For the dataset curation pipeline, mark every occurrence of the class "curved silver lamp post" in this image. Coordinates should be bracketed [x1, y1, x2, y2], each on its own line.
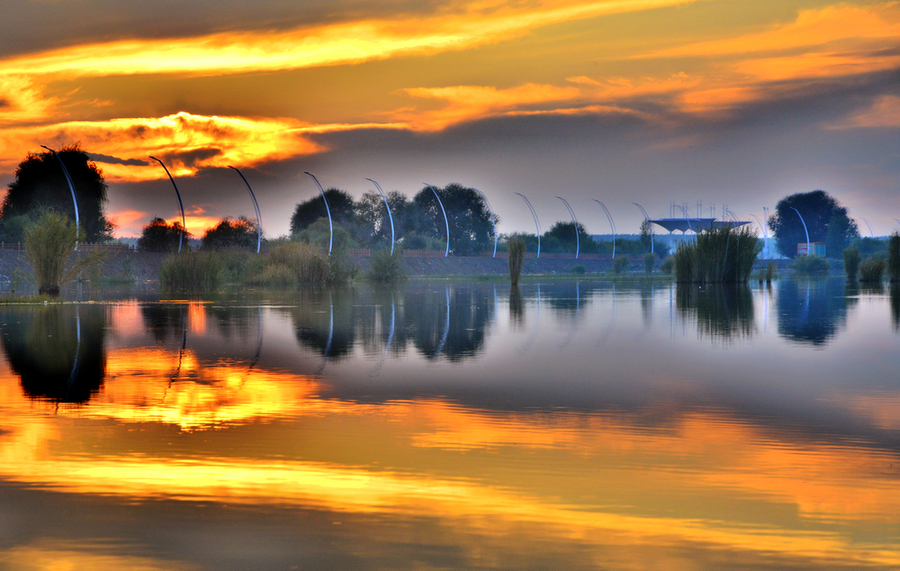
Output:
[675, 204, 694, 236]
[473, 187, 498, 258]
[425, 183, 450, 257]
[149, 156, 187, 253]
[556, 196, 579, 259]
[515, 192, 541, 259]
[366, 178, 395, 255]
[860, 217, 875, 238]
[41, 145, 80, 250]
[228, 166, 263, 254]
[632, 202, 653, 254]
[303, 172, 333, 256]
[791, 207, 811, 254]
[594, 200, 616, 258]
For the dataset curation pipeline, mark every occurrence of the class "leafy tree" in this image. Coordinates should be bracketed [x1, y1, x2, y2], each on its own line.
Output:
[768, 190, 858, 258]
[290, 188, 356, 236]
[137, 217, 191, 253]
[411, 183, 495, 255]
[355, 190, 419, 248]
[201, 217, 259, 250]
[2, 144, 114, 243]
[542, 221, 599, 254]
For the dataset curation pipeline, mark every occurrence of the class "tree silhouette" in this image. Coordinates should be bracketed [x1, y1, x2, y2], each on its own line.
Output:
[1, 144, 114, 242]
[201, 216, 258, 250]
[290, 188, 356, 236]
[137, 217, 191, 252]
[412, 183, 495, 255]
[768, 190, 858, 258]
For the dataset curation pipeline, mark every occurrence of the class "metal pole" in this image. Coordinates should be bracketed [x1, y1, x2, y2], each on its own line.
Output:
[860, 218, 874, 238]
[594, 200, 616, 258]
[366, 178, 395, 255]
[556, 196, 579, 259]
[41, 146, 80, 250]
[425, 183, 450, 257]
[304, 172, 333, 255]
[791, 207, 811, 255]
[751, 213, 768, 258]
[473, 187, 497, 258]
[149, 156, 187, 253]
[632, 202, 653, 254]
[515, 192, 541, 259]
[228, 166, 263, 253]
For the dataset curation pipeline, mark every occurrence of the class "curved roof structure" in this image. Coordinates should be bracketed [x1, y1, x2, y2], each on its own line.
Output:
[650, 218, 750, 233]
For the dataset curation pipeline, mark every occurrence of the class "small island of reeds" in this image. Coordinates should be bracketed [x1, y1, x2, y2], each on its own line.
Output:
[674, 227, 760, 283]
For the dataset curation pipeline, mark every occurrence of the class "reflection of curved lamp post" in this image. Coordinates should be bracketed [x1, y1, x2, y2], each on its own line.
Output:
[791, 207, 811, 255]
[41, 146, 80, 250]
[425, 183, 450, 257]
[304, 172, 333, 255]
[228, 166, 263, 253]
[473, 188, 498, 258]
[632, 202, 653, 254]
[149, 156, 187, 253]
[365, 178, 395, 255]
[556, 196, 579, 259]
[594, 200, 616, 258]
[434, 286, 451, 358]
[515, 192, 541, 259]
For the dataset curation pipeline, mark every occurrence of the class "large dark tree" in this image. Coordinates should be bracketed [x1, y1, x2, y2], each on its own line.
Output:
[541, 221, 600, 254]
[201, 216, 259, 250]
[290, 188, 356, 236]
[1, 144, 114, 243]
[137, 217, 191, 253]
[412, 183, 495, 255]
[768, 190, 858, 258]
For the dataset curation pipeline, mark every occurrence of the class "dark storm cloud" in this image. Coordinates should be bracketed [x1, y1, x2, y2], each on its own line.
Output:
[0, 0, 448, 57]
[87, 152, 148, 166]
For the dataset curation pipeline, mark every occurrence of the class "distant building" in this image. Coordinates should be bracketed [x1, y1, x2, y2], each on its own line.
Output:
[797, 242, 826, 257]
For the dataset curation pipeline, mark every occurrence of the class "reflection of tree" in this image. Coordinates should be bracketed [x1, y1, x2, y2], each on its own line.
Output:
[141, 304, 184, 343]
[509, 285, 524, 326]
[891, 284, 900, 332]
[291, 289, 356, 360]
[407, 287, 493, 361]
[1, 305, 107, 402]
[777, 279, 857, 345]
[677, 284, 754, 341]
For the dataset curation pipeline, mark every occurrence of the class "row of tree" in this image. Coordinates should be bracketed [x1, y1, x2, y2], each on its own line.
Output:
[0, 145, 866, 259]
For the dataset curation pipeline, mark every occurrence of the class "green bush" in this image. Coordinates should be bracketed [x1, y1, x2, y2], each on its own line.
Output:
[643, 252, 656, 274]
[842, 247, 860, 281]
[159, 251, 224, 291]
[673, 227, 760, 283]
[659, 256, 675, 275]
[612, 256, 630, 274]
[889, 233, 900, 282]
[859, 256, 885, 283]
[368, 248, 406, 283]
[508, 236, 526, 285]
[765, 261, 776, 283]
[570, 264, 586, 275]
[23, 211, 104, 295]
[791, 255, 829, 276]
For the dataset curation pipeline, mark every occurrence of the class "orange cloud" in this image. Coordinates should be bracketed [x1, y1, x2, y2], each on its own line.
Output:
[830, 95, 900, 129]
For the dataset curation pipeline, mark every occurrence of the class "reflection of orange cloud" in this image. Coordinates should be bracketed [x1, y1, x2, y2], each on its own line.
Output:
[0, 541, 195, 571]
[0, 112, 324, 181]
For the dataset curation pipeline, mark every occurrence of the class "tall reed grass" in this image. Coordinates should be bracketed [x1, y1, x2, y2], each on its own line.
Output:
[889, 232, 900, 282]
[159, 251, 224, 291]
[843, 247, 860, 281]
[508, 237, 526, 285]
[368, 248, 406, 283]
[23, 212, 104, 295]
[673, 227, 760, 283]
[858, 256, 885, 283]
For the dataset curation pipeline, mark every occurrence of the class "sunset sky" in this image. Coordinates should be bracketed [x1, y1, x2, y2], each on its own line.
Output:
[1, 0, 898, 238]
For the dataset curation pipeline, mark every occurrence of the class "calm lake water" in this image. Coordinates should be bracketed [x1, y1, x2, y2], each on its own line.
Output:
[1, 278, 898, 570]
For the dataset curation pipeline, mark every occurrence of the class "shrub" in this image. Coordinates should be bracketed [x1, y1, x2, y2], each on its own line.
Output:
[673, 227, 760, 283]
[159, 251, 224, 291]
[612, 256, 630, 274]
[842, 247, 860, 281]
[570, 264, 586, 275]
[859, 256, 885, 283]
[659, 256, 675, 275]
[23, 211, 104, 295]
[765, 261, 776, 283]
[791, 255, 829, 275]
[889, 233, 900, 282]
[369, 248, 406, 283]
[643, 252, 656, 274]
[508, 236, 526, 285]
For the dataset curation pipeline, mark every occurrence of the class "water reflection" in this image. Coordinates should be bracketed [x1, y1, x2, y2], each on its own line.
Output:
[777, 279, 858, 346]
[509, 285, 524, 326]
[0, 305, 107, 402]
[892, 284, 900, 331]
[676, 284, 754, 341]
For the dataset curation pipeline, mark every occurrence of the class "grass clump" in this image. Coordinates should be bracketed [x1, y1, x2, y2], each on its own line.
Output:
[368, 248, 406, 283]
[791, 255, 829, 276]
[858, 256, 885, 283]
[643, 252, 656, 274]
[23, 211, 104, 296]
[570, 264, 586, 275]
[612, 256, 630, 274]
[842, 247, 860, 281]
[659, 256, 675, 275]
[508, 236, 526, 285]
[889, 233, 900, 282]
[159, 251, 224, 291]
[673, 227, 760, 283]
